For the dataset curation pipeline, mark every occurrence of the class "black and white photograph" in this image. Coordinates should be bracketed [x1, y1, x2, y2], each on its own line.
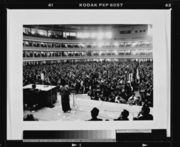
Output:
[23, 24, 154, 121]
[7, 10, 170, 140]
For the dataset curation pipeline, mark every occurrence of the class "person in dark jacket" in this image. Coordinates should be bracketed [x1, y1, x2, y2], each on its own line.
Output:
[60, 79, 71, 113]
[88, 107, 102, 121]
[114, 109, 129, 121]
[134, 105, 153, 120]
[29, 84, 40, 110]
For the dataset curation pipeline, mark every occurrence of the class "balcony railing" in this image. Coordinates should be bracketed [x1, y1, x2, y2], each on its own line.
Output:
[23, 46, 152, 51]
[23, 35, 153, 44]
[23, 55, 153, 62]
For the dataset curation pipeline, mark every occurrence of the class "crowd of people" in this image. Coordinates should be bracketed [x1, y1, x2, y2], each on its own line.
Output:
[23, 31, 77, 40]
[24, 105, 153, 121]
[87, 105, 153, 121]
[23, 40, 149, 49]
[23, 51, 86, 58]
[23, 40, 129, 48]
[23, 60, 153, 107]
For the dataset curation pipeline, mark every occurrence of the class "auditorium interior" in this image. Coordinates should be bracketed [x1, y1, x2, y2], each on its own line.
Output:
[23, 24, 153, 121]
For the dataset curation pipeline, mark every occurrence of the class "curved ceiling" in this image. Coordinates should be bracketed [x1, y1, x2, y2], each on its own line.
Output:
[24, 24, 148, 32]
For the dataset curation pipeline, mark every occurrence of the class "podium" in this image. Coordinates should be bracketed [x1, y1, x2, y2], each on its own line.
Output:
[23, 84, 57, 107]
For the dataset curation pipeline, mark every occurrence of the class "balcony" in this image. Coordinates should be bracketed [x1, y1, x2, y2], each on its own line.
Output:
[23, 46, 152, 52]
[23, 35, 153, 44]
[23, 55, 153, 62]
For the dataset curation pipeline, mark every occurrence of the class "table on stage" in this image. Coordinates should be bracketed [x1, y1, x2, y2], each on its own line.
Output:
[23, 84, 57, 107]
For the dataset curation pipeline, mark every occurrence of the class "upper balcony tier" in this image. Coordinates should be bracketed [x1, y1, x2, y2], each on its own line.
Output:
[23, 35, 152, 44]
[23, 46, 152, 52]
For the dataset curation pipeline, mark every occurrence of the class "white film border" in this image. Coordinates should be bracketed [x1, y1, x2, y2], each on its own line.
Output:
[7, 9, 171, 140]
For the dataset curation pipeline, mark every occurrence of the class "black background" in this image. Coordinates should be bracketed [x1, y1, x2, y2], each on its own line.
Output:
[0, 0, 178, 147]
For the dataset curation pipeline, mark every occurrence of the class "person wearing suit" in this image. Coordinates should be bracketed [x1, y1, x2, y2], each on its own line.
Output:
[29, 84, 40, 110]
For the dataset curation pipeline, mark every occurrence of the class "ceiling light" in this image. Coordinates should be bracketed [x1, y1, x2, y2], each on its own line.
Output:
[105, 32, 112, 39]
[114, 42, 119, 47]
[97, 32, 104, 40]
[98, 42, 103, 48]
[90, 33, 97, 38]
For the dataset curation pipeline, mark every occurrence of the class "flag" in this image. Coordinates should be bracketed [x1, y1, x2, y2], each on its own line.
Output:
[41, 73, 44, 80]
[129, 73, 133, 82]
[136, 68, 140, 80]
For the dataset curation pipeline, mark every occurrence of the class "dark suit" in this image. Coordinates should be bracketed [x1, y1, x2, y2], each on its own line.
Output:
[88, 118, 103, 121]
[29, 88, 40, 107]
[60, 85, 71, 112]
[114, 117, 129, 121]
[137, 114, 153, 120]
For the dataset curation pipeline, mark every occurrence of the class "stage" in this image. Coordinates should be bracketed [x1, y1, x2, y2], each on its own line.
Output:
[24, 93, 153, 121]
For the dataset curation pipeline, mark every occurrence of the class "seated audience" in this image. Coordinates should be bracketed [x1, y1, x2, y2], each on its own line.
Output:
[127, 92, 139, 105]
[133, 105, 153, 120]
[23, 60, 153, 107]
[114, 109, 129, 121]
[87, 107, 103, 121]
[115, 94, 121, 103]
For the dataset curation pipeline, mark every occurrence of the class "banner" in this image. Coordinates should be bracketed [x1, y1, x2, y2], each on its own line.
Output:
[136, 68, 140, 80]
[41, 73, 44, 80]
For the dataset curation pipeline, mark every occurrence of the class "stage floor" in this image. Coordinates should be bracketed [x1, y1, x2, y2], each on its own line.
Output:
[24, 93, 153, 121]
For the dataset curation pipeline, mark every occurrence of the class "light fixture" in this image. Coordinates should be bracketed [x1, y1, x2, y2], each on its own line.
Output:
[70, 32, 76, 37]
[114, 42, 119, 47]
[98, 42, 103, 48]
[77, 33, 83, 38]
[106, 42, 110, 46]
[97, 32, 104, 40]
[84, 32, 90, 38]
[93, 43, 97, 46]
[90, 32, 97, 38]
[38, 30, 44, 35]
[105, 32, 112, 39]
